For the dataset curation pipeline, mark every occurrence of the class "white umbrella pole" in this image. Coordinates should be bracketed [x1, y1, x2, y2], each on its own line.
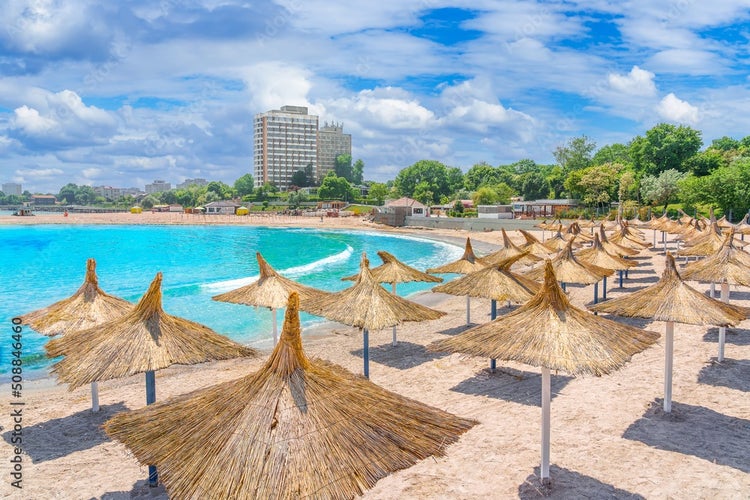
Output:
[653, 229, 656, 247]
[662, 231, 667, 254]
[710, 282, 716, 298]
[541, 367, 551, 484]
[392, 283, 398, 346]
[664, 321, 674, 413]
[466, 295, 471, 325]
[90, 382, 100, 412]
[719, 283, 729, 362]
[272, 308, 278, 345]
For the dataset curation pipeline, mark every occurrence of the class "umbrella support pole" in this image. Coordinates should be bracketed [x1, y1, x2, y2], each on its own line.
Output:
[619, 270, 623, 288]
[272, 308, 278, 345]
[541, 367, 551, 485]
[602, 276, 607, 300]
[490, 300, 497, 372]
[710, 282, 716, 298]
[363, 328, 370, 379]
[664, 322, 674, 413]
[145, 370, 158, 487]
[719, 283, 729, 362]
[593, 282, 599, 304]
[392, 283, 398, 346]
[662, 231, 667, 254]
[466, 295, 471, 325]
[90, 382, 100, 413]
[561, 282, 566, 293]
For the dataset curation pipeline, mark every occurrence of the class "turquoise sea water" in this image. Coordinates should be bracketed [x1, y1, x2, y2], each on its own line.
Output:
[0, 224, 463, 379]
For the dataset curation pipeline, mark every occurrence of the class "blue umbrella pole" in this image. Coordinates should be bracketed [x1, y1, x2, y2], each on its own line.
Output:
[561, 282, 567, 292]
[593, 282, 599, 304]
[145, 370, 158, 487]
[490, 299, 497, 372]
[603, 276, 607, 300]
[363, 328, 370, 379]
[619, 270, 623, 288]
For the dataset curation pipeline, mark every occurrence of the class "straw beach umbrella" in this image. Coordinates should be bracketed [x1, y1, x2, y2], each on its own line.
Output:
[681, 230, 750, 361]
[518, 229, 557, 259]
[482, 228, 542, 268]
[105, 292, 476, 499]
[589, 253, 746, 412]
[342, 250, 443, 345]
[427, 237, 489, 325]
[212, 252, 330, 345]
[576, 233, 637, 301]
[307, 253, 445, 378]
[20, 258, 134, 412]
[430, 261, 659, 485]
[47, 272, 257, 486]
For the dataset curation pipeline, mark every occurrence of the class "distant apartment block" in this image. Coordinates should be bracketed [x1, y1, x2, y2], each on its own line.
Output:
[94, 186, 143, 200]
[317, 122, 352, 181]
[2, 183, 22, 196]
[177, 178, 208, 189]
[145, 180, 172, 194]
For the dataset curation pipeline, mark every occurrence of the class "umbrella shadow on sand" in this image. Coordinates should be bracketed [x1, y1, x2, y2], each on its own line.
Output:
[450, 369, 573, 407]
[350, 341, 448, 370]
[2, 402, 128, 463]
[623, 399, 750, 473]
[697, 358, 750, 392]
[703, 327, 750, 346]
[437, 324, 476, 336]
[518, 465, 645, 499]
[99, 480, 167, 499]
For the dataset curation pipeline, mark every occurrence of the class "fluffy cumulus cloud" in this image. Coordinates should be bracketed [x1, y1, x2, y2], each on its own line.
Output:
[240, 62, 313, 112]
[608, 66, 657, 97]
[656, 93, 699, 124]
[9, 89, 117, 149]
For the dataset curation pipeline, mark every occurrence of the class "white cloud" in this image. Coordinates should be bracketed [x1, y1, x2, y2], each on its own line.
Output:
[608, 66, 657, 97]
[647, 49, 724, 75]
[240, 62, 313, 111]
[657, 93, 699, 124]
[15, 167, 64, 178]
[325, 87, 436, 131]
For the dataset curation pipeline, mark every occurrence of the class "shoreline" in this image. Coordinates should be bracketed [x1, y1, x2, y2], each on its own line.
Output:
[1, 213, 748, 498]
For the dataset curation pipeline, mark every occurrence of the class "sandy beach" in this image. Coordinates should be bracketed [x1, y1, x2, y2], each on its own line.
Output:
[1, 213, 748, 499]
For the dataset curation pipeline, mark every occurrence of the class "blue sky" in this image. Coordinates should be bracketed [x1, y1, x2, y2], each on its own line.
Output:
[1, 0, 750, 193]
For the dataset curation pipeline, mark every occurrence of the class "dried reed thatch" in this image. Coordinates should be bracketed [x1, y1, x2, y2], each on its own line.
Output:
[543, 226, 579, 253]
[607, 222, 651, 250]
[342, 250, 443, 284]
[426, 237, 489, 275]
[307, 254, 446, 332]
[589, 253, 746, 326]
[430, 260, 659, 375]
[432, 253, 540, 303]
[524, 239, 613, 285]
[576, 233, 638, 272]
[646, 213, 671, 231]
[212, 252, 330, 309]
[716, 215, 734, 228]
[677, 223, 733, 257]
[46, 272, 257, 389]
[566, 221, 594, 242]
[20, 258, 133, 336]
[734, 214, 750, 235]
[518, 229, 556, 259]
[674, 218, 706, 242]
[681, 230, 750, 287]
[482, 229, 542, 267]
[599, 225, 640, 257]
[105, 292, 477, 500]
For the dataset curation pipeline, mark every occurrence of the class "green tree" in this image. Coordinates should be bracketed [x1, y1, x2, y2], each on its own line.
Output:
[464, 162, 499, 190]
[512, 158, 538, 174]
[412, 181, 434, 205]
[577, 163, 620, 210]
[493, 182, 515, 204]
[684, 149, 727, 176]
[334, 154, 353, 181]
[161, 190, 178, 204]
[352, 159, 364, 185]
[702, 158, 750, 219]
[640, 169, 687, 211]
[287, 190, 307, 209]
[592, 143, 632, 166]
[711, 136, 740, 151]
[617, 169, 637, 203]
[629, 123, 702, 176]
[234, 174, 255, 196]
[451, 199, 464, 216]
[206, 181, 234, 200]
[290, 170, 308, 188]
[520, 172, 549, 201]
[304, 163, 315, 186]
[367, 182, 388, 205]
[318, 173, 356, 201]
[553, 135, 596, 173]
[394, 160, 452, 204]
[545, 166, 565, 199]
[446, 167, 465, 194]
[76, 185, 97, 205]
[58, 183, 78, 204]
[472, 186, 499, 206]
[141, 195, 158, 209]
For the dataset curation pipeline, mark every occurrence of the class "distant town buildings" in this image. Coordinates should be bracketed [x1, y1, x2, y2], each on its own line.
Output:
[253, 105, 352, 190]
[31, 194, 56, 205]
[145, 180, 172, 194]
[2, 183, 22, 196]
[177, 178, 208, 189]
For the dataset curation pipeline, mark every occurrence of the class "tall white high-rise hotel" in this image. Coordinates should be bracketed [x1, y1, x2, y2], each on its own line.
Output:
[253, 105, 351, 190]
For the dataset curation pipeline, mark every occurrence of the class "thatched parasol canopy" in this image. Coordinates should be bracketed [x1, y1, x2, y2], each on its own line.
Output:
[426, 237, 489, 275]
[105, 292, 477, 500]
[483, 229, 542, 267]
[734, 214, 750, 235]
[576, 233, 638, 272]
[524, 239, 613, 286]
[212, 252, 330, 309]
[589, 253, 746, 325]
[566, 222, 594, 242]
[430, 261, 659, 484]
[599, 225, 640, 257]
[342, 250, 443, 284]
[46, 272, 257, 389]
[20, 258, 133, 336]
[518, 229, 556, 259]
[607, 222, 651, 250]
[543, 226, 579, 253]
[681, 231, 750, 287]
[432, 253, 540, 304]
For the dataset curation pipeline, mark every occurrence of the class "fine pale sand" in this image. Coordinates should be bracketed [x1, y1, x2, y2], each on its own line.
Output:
[1, 213, 748, 498]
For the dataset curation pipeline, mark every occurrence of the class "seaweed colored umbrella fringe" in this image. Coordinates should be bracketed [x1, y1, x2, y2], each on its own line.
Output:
[430, 261, 659, 485]
[105, 292, 476, 500]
